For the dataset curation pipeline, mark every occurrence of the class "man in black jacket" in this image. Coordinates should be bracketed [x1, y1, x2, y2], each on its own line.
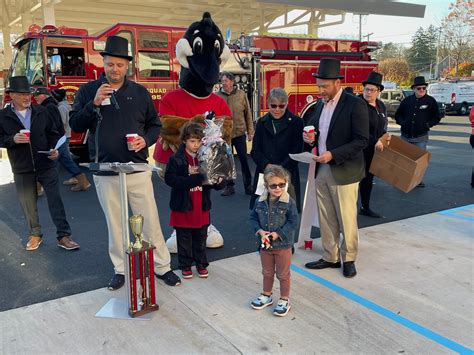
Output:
[303, 58, 369, 278]
[70, 36, 180, 290]
[34, 87, 91, 192]
[395, 76, 441, 187]
[0, 76, 79, 251]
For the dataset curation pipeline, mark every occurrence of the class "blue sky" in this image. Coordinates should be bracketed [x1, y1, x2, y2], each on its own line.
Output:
[317, 0, 452, 45]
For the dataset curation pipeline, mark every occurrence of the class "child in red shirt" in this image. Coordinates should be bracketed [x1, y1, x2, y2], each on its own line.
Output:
[165, 122, 222, 279]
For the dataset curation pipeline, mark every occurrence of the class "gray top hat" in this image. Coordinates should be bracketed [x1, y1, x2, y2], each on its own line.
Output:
[100, 36, 132, 61]
[6, 76, 32, 93]
[362, 71, 384, 91]
[312, 58, 344, 79]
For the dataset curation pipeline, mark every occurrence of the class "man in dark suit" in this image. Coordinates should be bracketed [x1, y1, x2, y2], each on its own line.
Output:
[303, 58, 369, 278]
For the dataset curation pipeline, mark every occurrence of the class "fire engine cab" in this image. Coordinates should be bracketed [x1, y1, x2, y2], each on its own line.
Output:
[3, 23, 379, 160]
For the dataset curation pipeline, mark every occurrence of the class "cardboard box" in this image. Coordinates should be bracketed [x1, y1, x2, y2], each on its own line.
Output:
[369, 134, 431, 193]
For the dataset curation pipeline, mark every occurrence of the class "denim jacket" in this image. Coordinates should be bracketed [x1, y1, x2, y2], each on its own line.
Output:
[249, 190, 299, 250]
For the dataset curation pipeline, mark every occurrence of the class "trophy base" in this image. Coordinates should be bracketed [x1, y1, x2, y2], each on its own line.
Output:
[129, 303, 159, 318]
[95, 298, 154, 320]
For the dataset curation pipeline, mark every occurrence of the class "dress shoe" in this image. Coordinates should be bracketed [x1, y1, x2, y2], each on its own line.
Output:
[221, 185, 235, 196]
[108, 274, 125, 290]
[416, 181, 425, 188]
[343, 261, 357, 278]
[57, 235, 80, 250]
[26, 236, 42, 251]
[305, 258, 341, 269]
[359, 207, 384, 218]
[63, 177, 79, 185]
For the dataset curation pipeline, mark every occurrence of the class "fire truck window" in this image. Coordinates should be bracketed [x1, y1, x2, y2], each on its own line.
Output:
[28, 39, 45, 85]
[138, 32, 168, 49]
[116, 31, 134, 77]
[47, 47, 85, 76]
[380, 92, 389, 100]
[138, 52, 170, 78]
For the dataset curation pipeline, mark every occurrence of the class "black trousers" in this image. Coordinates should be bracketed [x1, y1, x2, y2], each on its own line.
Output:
[227, 135, 252, 188]
[470, 135, 474, 187]
[14, 167, 71, 239]
[176, 225, 208, 269]
[360, 149, 375, 209]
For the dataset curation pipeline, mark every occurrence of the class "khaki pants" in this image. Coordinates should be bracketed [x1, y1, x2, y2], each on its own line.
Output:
[94, 171, 171, 275]
[315, 164, 359, 262]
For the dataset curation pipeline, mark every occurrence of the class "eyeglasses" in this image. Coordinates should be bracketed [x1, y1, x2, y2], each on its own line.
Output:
[364, 87, 379, 93]
[415, 87, 427, 91]
[270, 104, 287, 109]
[268, 183, 286, 190]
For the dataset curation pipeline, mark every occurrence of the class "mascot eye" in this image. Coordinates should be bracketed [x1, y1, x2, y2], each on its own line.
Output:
[214, 40, 221, 55]
[193, 37, 203, 54]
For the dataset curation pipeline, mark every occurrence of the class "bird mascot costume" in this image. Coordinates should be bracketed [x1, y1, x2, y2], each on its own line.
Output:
[153, 12, 233, 251]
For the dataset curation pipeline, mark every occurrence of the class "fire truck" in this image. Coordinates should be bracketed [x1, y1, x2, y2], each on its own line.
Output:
[3, 23, 379, 160]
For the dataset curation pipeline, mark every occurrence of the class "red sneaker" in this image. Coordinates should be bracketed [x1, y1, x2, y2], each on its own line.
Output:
[181, 268, 193, 279]
[197, 266, 208, 278]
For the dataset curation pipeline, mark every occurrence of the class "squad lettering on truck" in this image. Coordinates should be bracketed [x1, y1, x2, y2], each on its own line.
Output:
[3, 23, 379, 160]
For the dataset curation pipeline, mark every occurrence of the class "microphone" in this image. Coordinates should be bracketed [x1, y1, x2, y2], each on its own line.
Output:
[101, 77, 120, 110]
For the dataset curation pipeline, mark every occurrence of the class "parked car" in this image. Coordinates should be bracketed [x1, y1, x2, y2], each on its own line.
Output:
[380, 88, 445, 119]
[428, 80, 474, 115]
[380, 89, 413, 118]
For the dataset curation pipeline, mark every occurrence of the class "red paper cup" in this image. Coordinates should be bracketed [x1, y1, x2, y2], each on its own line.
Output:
[126, 133, 138, 150]
[303, 125, 315, 134]
[20, 129, 30, 138]
[304, 239, 313, 250]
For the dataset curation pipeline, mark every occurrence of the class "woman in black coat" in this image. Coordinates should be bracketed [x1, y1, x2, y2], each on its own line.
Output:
[250, 87, 304, 212]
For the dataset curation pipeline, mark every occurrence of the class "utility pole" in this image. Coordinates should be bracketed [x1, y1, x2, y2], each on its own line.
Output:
[434, 27, 442, 79]
[364, 32, 374, 42]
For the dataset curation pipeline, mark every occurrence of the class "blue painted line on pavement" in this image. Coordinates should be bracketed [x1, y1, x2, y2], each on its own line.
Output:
[291, 264, 473, 354]
[438, 211, 474, 222]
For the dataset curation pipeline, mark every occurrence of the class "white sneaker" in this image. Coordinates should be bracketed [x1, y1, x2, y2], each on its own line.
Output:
[251, 294, 273, 310]
[273, 299, 291, 317]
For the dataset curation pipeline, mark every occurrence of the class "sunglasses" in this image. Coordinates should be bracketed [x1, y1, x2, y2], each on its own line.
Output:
[268, 183, 286, 190]
[270, 104, 287, 109]
[415, 87, 427, 91]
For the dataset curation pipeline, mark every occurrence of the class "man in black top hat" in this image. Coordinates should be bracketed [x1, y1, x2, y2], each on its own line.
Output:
[359, 72, 388, 218]
[302, 58, 369, 278]
[395, 76, 441, 187]
[70, 36, 181, 290]
[0, 76, 80, 251]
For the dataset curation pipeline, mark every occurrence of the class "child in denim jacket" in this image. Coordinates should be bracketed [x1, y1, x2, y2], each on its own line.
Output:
[249, 165, 299, 316]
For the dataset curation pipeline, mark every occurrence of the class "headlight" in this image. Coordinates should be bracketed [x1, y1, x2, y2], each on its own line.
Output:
[234, 75, 240, 83]
[241, 76, 248, 83]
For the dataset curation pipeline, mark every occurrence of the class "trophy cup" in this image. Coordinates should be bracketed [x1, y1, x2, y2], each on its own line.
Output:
[126, 214, 159, 317]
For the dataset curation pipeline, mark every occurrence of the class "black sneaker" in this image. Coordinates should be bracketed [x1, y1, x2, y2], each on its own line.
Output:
[155, 270, 181, 286]
[107, 274, 125, 290]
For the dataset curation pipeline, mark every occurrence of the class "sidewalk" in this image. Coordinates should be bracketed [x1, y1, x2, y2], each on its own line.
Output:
[1, 206, 472, 354]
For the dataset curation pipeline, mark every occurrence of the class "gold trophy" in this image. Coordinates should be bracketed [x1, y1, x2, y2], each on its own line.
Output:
[129, 214, 144, 250]
[126, 214, 159, 317]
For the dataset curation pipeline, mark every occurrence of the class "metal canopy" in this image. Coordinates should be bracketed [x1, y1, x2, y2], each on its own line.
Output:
[0, 0, 426, 71]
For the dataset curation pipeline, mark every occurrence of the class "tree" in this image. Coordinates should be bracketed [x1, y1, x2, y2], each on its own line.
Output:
[378, 58, 412, 87]
[440, 0, 474, 75]
[372, 42, 406, 61]
[406, 26, 437, 75]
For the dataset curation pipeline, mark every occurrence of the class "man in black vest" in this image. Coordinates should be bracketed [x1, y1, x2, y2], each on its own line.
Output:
[303, 58, 369, 278]
[0, 76, 80, 251]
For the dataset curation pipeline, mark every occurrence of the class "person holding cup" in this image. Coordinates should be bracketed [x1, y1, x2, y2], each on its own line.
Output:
[70, 36, 181, 290]
[0, 76, 80, 251]
[302, 58, 368, 278]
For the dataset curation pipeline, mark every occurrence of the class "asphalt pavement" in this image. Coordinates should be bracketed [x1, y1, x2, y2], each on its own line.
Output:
[0, 115, 472, 312]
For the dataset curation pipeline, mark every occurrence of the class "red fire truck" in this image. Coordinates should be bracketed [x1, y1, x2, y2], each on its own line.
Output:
[3, 23, 379, 160]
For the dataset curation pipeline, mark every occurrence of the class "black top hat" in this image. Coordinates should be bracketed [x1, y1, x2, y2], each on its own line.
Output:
[312, 58, 344, 79]
[33, 87, 50, 96]
[6, 76, 32, 93]
[362, 71, 384, 91]
[100, 36, 132, 61]
[411, 76, 428, 88]
[51, 88, 66, 101]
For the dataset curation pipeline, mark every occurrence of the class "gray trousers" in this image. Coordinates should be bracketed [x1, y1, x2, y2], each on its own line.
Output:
[14, 167, 71, 239]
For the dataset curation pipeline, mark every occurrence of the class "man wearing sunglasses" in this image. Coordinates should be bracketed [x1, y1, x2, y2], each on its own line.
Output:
[395, 76, 441, 187]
